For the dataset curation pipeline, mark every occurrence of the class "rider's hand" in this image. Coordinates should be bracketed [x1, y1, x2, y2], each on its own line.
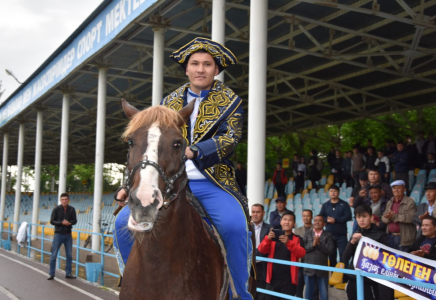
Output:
[185, 147, 194, 160]
[116, 189, 128, 207]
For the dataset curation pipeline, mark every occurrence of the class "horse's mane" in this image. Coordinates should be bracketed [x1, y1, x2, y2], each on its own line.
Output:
[122, 105, 185, 139]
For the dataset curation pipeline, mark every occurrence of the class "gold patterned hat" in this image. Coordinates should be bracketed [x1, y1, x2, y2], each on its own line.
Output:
[170, 37, 237, 73]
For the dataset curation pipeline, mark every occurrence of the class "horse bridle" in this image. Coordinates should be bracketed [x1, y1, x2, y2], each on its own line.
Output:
[115, 140, 188, 209]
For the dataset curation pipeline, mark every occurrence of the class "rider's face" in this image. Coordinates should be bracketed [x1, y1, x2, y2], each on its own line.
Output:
[185, 52, 219, 93]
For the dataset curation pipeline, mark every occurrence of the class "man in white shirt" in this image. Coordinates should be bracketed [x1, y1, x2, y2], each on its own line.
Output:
[251, 204, 272, 300]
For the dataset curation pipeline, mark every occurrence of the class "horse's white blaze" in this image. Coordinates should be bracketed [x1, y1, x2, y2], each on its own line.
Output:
[135, 123, 163, 209]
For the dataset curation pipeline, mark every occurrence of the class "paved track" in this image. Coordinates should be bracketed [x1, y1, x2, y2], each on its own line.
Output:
[0, 249, 119, 300]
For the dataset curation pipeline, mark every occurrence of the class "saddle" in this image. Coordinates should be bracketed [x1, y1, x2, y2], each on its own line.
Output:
[186, 187, 240, 300]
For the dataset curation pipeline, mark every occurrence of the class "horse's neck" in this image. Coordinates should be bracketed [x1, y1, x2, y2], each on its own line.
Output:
[137, 189, 201, 255]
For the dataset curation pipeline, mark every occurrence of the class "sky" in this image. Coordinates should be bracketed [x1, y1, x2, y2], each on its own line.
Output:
[0, 0, 126, 192]
[0, 0, 103, 102]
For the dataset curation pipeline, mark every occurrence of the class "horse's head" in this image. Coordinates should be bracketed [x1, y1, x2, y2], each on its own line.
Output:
[121, 99, 194, 232]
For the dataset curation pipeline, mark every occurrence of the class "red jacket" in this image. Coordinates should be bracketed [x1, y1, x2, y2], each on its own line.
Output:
[272, 169, 287, 185]
[258, 234, 306, 285]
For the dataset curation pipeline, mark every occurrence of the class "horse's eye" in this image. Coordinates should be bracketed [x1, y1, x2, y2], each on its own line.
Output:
[173, 142, 181, 148]
[127, 139, 134, 147]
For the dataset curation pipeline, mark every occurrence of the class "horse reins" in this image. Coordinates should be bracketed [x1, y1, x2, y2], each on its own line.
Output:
[115, 140, 188, 210]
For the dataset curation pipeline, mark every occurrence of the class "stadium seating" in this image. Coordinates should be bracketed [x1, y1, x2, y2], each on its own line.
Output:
[1, 192, 117, 240]
[6, 170, 433, 243]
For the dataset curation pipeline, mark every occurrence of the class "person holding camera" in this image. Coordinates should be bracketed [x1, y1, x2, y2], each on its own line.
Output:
[48, 193, 77, 280]
[258, 211, 306, 299]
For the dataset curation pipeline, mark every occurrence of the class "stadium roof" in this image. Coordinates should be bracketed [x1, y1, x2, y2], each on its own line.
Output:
[1, 0, 436, 165]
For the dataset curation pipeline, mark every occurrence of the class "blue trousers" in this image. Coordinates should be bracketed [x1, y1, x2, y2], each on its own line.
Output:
[114, 206, 134, 276]
[49, 233, 73, 276]
[305, 275, 328, 300]
[329, 234, 348, 268]
[189, 179, 253, 300]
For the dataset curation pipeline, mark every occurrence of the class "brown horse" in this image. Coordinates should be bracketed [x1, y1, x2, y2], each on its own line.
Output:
[119, 99, 255, 300]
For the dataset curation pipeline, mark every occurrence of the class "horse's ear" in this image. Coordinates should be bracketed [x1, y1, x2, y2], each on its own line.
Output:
[121, 98, 139, 119]
[178, 100, 196, 124]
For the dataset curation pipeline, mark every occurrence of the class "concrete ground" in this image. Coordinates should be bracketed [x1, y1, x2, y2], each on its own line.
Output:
[0, 248, 119, 300]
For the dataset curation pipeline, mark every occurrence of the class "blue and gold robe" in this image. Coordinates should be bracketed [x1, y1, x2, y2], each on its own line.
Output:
[161, 79, 249, 219]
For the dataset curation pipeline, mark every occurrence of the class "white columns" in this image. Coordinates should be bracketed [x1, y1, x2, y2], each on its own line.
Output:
[58, 93, 70, 202]
[0, 133, 9, 230]
[247, 0, 268, 208]
[212, 0, 226, 82]
[13, 122, 25, 234]
[152, 28, 165, 106]
[92, 67, 107, 251]
[31, 110, 43, 239]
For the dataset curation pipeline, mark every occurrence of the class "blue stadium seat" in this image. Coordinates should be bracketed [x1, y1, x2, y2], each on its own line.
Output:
[313, 204, 322, 216]
[303, 198, 311, 210]
[285, 180, 294, 195]
[346, 187, 353, 198]
[320, 177, 327, 186]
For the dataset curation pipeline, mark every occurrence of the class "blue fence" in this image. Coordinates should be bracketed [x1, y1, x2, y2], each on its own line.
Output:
[1, 220, 435, 299]
[256, 257, 436, 300]
[0, 221, 118, 286]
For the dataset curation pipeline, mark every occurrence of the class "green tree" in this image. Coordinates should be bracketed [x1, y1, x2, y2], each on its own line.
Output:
[235, 107, 436, 179]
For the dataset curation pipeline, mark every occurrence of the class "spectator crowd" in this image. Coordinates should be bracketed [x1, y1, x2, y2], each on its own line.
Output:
[268, 133, 436, 196]
[249, 132, 436, 300]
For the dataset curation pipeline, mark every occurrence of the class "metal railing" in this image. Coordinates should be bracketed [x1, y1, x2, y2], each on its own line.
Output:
[0, 221, 118, 286]
[256, 257, 436, 300]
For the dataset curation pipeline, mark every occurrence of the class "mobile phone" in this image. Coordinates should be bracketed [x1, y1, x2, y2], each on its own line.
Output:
[272, 229, 285, 242]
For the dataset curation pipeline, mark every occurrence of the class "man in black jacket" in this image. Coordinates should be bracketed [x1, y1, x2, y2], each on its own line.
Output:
[319, 185, 352, 268]
[251, 204, 273, 300]
[409, 216, 436, 260]
[343, 205, 394, 300]
[48, 193, 77, 280]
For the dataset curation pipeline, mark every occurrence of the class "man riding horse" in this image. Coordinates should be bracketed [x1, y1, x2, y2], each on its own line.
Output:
[114, 37, 253, 299]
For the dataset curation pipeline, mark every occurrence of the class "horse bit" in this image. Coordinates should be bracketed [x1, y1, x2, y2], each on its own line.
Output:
[115, 140, 188, 209]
